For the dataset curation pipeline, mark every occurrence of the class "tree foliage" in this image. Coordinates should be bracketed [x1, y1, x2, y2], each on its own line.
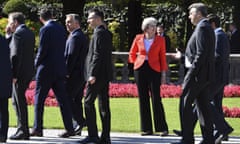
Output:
[2, 0, 28, 15]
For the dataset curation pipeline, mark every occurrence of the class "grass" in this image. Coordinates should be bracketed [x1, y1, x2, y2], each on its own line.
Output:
[9, 98, 240, 136]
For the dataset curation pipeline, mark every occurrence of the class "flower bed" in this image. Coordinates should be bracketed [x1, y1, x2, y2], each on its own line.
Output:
[25, 81, 240, 117]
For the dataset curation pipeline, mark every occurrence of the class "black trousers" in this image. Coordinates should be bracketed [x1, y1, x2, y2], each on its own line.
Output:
[12, 79, 31, 134]
[134, 61, 168, 132]
[180, 76, 214, 144]
[0, 98, 9, 140]
[184, 83, 233, 135]
[84, 81, 111, 138]
[66, 79, 86, 125]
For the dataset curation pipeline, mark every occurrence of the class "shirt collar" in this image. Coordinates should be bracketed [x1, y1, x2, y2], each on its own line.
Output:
[214, 27, 222, 33]
[45, 20, 53, 26]
[15, 24, 25, 32]
[70, 28, 80, 35]
[197, 18, 207, 26]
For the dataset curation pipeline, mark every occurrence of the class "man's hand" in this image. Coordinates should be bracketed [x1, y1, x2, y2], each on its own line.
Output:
[13, 78, 17, 83]
[88, 76, 96, 85]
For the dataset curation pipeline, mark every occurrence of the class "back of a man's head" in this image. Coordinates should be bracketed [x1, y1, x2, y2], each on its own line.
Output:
[207, 14, 220, 28]
[39, 8, 52, 21]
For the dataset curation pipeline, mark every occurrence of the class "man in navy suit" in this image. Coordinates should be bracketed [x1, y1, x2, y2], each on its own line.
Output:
[8, 12, 35, 140]
[174, 3, 215, 144]
[31, 8, 74, 138]
[79, 9, 113, 144]
[229, 23, 240, 54]
[65, 13, 88, 135]
[0, 35, 12, 143]
[205, 14, 233, 143]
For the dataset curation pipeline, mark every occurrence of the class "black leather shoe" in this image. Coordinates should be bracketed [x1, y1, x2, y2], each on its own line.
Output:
[58, 131, 75, 138]
[0, 137, 6, 143]
[30, 130, 43, 137]
[74, 122, 87, 136]
[9, 131, 29, 140]
[98, 137, 111, 144]
[79, 136, 99, 144]
[173, 129, 182, 136]
[160, 131, 169, 136]
[141, 131, 153, 136]
[215, 128, 233, 144]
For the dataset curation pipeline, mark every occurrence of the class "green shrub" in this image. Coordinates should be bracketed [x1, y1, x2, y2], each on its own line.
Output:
[0, 17, 8, 35]
[108, 21, 120, 51]
[3, 0, 28, 15]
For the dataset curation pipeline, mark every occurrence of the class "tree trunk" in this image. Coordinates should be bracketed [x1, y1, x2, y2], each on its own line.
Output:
[182, 0, 194, 49]
[62, 0, 85, 18]
[231, 0, 240, 29]
[127, 0, 142, 50]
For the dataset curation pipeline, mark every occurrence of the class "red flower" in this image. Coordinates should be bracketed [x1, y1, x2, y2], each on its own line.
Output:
[24, 81, 240, 118]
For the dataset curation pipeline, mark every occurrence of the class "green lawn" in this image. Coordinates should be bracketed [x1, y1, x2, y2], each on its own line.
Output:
[9, 98, 240, 136]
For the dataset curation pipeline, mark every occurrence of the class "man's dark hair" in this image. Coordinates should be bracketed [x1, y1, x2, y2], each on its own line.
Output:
[230, 22, 237, 28]
[188, 3, 208, 17]
[39, 8, 52, 21]
[88, 8, 104, 21]
[157, 23, 164, 29]
[9, 12, 25, 24]
[207, 14, 220, 28]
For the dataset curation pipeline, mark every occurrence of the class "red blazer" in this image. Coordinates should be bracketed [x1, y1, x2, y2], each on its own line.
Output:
[128, 34, 168, 72]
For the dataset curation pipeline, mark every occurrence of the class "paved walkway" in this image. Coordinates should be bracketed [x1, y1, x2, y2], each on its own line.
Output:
[6, 128, 240, 144]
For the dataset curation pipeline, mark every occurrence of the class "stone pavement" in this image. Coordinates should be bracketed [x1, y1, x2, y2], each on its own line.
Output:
[6, 128, 240, 144]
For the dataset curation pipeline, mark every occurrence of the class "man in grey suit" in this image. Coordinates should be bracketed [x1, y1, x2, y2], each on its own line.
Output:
[8, 12, 35, 140]
[79, 9, 113, 144]
[174, 3, 215, 144]
[0, 35, 12, 143]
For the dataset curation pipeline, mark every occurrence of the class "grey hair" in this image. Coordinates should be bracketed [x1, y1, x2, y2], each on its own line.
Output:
[141, 17, 157, 31]
[188, 3, 208, 17]
[66, 13, 80, 23]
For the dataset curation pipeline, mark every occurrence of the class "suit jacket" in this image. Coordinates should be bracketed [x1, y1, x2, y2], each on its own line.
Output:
[85, 25, 113, 82]
[184, 19, 215, 86]
[35, 21, 67, 78]
[214, 28, 230, 85]
[10, 25, 35, 80]
[65, 28, 88, 83]
[230, 29, 240, 54]
[161, 33, 171, 52]
[128, 34, 168, 72]
[0, 35, 12, 98]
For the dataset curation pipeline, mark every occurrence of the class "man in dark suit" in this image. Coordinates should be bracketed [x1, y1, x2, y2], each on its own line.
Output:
[0, 35, 12, 143]
[156, 24, 171, 52]
[229, 23, 240, 54]
[65, 13, 88, 135]
[8, 12, 35, 140]
[31, 8, 74, 138]
[206, 14, 233, 143]
[173, 14, 234, 144]
[174, 3, 215, 144]
[79, 9, 113, 144]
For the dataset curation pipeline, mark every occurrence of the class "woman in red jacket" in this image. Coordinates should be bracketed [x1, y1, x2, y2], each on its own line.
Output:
[128, 17, 169, 136]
